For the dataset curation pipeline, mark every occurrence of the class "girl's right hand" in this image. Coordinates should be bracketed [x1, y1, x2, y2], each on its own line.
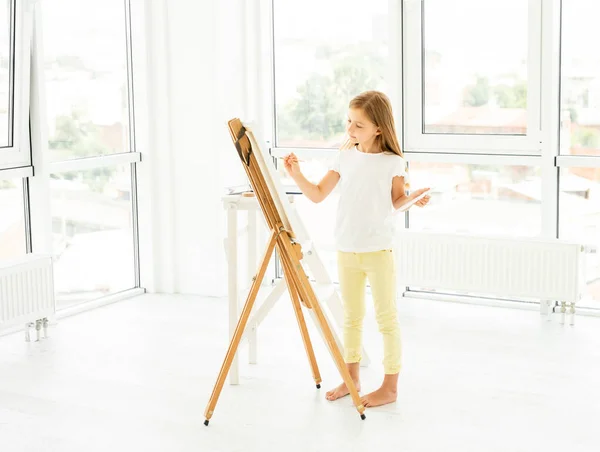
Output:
[283, 153, 301, 177]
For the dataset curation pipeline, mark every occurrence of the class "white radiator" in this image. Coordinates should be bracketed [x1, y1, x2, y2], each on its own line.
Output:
[0, 254, 55, 341]
[395, 231, 585, 323]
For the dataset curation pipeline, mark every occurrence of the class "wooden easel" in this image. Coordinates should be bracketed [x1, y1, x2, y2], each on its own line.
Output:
[203, 119, 365, 425]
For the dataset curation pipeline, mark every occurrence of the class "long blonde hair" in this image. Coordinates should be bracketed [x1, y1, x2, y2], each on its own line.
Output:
[341, 90, 409, 187]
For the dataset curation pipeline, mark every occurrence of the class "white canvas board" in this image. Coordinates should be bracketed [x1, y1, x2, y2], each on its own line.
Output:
[244, 124, 308, 242]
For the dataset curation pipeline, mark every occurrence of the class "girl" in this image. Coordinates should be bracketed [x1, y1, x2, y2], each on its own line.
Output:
[283, 90, 430, 408]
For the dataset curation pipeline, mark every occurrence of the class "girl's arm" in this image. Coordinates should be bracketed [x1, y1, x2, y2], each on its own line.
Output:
[294, 170, 340, 203]
[391, 176, 430, 210]
[391, 176, 409, 209]
[284, 154, 340, 203]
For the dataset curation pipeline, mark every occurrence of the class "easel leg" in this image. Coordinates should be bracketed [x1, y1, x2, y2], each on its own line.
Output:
[204, 232, 277, 426]
[278, 242, 365, 420]
[310, 299, 366, 419]
[282, 265, 322, 388]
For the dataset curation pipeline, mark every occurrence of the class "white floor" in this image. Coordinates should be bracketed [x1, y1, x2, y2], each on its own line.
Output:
[1, 292, 599, 452]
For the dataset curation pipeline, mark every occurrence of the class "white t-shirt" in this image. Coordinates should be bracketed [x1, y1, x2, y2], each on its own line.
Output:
[328, 146, 408, 253]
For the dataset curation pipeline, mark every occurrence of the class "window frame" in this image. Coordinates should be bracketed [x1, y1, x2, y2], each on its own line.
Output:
[0, 0, 32, 169]
[26, 0, 143, 301]
[402, 0, 543, 154]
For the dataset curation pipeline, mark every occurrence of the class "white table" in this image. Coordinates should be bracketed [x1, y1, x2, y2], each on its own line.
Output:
[222, 193, 284, 384]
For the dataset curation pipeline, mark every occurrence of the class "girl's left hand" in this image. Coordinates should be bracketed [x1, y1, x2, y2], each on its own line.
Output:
[415, 195, 430, 207]
[409, 187, 431, 208]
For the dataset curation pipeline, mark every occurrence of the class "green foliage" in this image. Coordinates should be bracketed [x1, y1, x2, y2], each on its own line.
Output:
[494, 81, 527, 108]
[463, 76, 490, 107]
[568, 107, 578, 124]
[49, 110, 107, 157]
[572, 127, 600, 148]
[463, 76, 527, 109]
[277, 45, 385, 143]
[49, 110, 115, 191]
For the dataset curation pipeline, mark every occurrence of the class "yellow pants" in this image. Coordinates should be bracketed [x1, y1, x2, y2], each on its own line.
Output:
[337, 249, 402, 374]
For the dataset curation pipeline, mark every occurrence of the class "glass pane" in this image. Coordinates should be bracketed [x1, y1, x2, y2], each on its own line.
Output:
[0, 177, 26, 259]
[423, 0, 528, 135]
[559, 167, 600, 309]
[0, 0, 13, 147]
[560, 0, 600, 156]
[408, 162, 541, 236]
[274, 0, 389, 148]
[42, 0, 130, 162]
[50, 164, 135, 309]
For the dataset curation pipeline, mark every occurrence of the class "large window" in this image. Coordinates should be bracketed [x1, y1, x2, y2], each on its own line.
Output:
[0, 177, 26, 259]
[273, 0, 389, 148]
[42, 0, 131, 162]
[0, 0, 13, 148]
[422, 0, 529, 135]
[38, 0, 140, 309]
[50, 165, 135, 308]
[0, 0, 141, 312]
[560, 0, 600, 157]
[269, 1, 565, 311]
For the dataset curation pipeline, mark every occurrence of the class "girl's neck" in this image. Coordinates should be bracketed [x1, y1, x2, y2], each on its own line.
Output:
[357, 140, 382, 154]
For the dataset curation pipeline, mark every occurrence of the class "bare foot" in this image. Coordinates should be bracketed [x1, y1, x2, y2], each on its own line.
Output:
[360, 387, 397, 407]
[325, 380, 361, 401]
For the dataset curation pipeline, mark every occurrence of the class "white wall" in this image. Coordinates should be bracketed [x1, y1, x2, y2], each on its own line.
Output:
[138, 0, 255, 296]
